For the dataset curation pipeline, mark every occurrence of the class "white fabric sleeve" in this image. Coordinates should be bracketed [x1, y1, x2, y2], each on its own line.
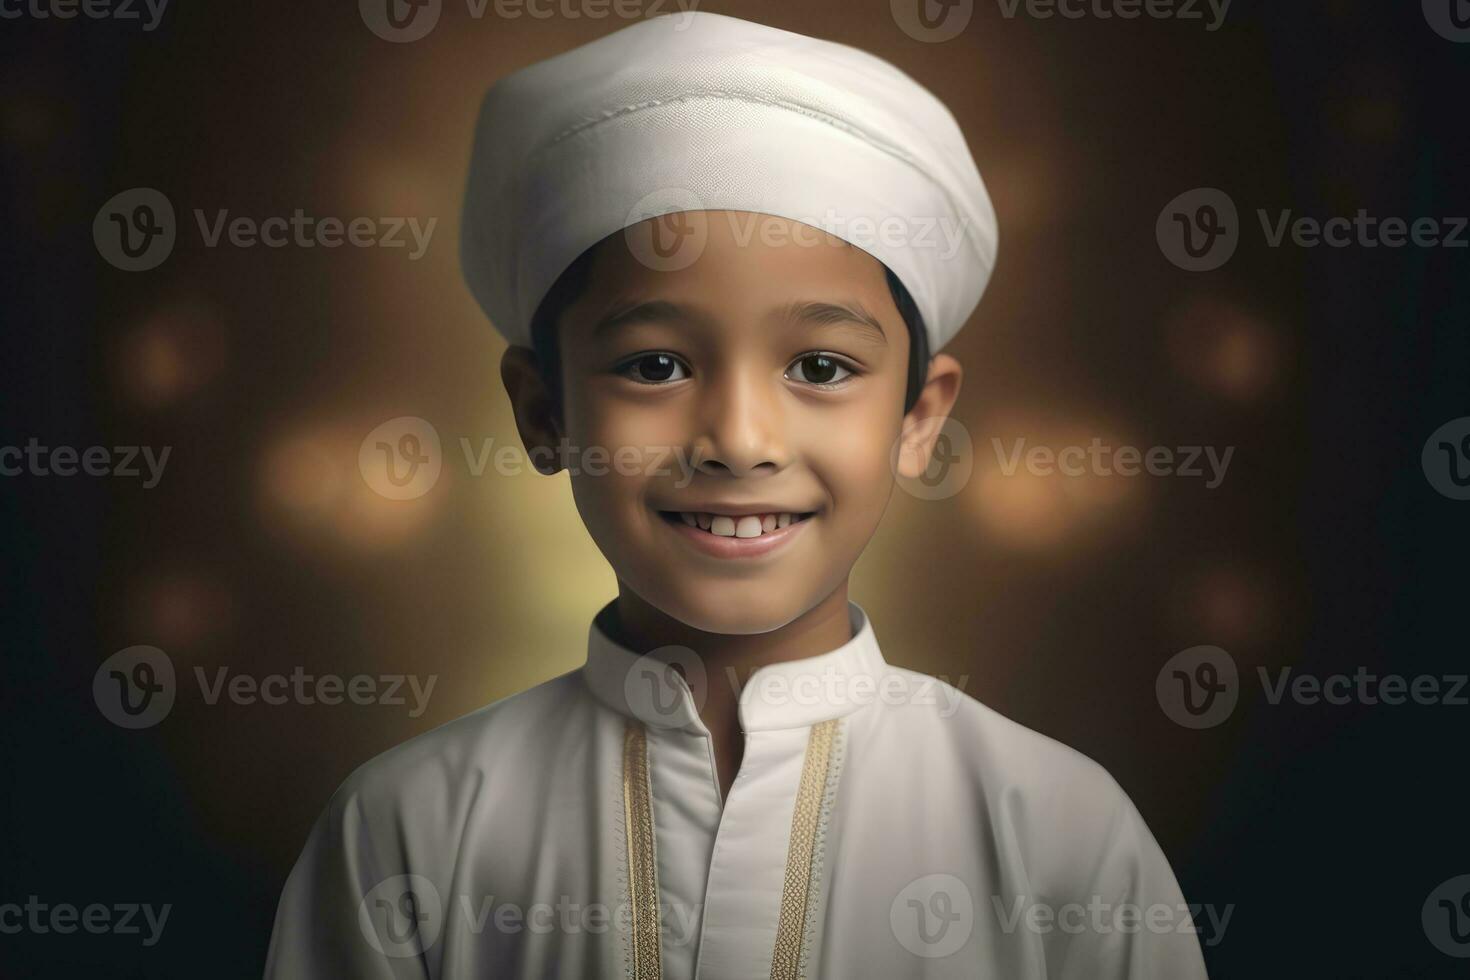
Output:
[1047, 788, 1211, 980]
[262, 785, 433, 980]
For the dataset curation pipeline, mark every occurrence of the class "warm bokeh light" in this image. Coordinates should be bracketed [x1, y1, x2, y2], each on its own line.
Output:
[261, 427, 350, 529]
[1174, 564, 1274, 647]
[261, 420, 441, 550]
[1165, 295, 1283, 405]
[132, 570, 236, 651]
[968, 412, 1142, 550]
[115, 298, 228, 409]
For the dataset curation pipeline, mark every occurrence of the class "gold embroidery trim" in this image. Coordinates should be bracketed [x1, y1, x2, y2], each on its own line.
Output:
[769, 718, 839, 980]
[622, 720, 662, 980]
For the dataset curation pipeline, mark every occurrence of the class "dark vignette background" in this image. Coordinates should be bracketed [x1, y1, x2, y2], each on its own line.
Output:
[2, 0, 1467, 976]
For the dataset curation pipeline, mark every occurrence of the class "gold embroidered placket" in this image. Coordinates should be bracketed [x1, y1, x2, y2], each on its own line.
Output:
[623, 721, 662, 980]
[769, 717, 838, 980]
[622, 717, 841, 980]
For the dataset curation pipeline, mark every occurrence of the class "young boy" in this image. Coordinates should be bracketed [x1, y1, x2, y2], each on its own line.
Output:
[265, 12, 1209, 979]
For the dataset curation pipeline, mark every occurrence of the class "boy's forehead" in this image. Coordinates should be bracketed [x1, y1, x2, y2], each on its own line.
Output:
[564, 214, 903, 351]
[584, 210, 890, 298]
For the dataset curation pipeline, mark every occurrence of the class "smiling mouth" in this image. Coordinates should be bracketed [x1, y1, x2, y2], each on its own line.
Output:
[656, 510, 817, 538]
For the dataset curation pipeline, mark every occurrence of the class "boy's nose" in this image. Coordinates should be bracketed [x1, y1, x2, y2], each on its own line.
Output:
[689, 369, 790, 478]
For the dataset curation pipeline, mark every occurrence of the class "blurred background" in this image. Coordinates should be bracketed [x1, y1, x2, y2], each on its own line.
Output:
[2, 0, 1468, 975]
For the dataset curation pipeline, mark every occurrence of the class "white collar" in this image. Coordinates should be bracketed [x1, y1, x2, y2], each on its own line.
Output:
[581, 600, 889, 734]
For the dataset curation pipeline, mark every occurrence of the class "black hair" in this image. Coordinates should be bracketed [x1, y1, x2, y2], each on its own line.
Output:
[527, 240, 931, 417]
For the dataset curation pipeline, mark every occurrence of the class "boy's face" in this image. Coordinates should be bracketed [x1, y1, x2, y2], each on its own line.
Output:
[505, 211, 959, 635]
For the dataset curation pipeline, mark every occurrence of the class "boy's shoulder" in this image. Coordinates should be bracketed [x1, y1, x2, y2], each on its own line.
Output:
[324, 669, 589, 820]
[876, 664, 1153, 868]
[879, 664, 1123, 789]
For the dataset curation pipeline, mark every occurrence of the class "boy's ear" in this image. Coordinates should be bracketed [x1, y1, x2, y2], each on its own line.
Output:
[895, 352, 964, 480]
[500, 346, 563, 475]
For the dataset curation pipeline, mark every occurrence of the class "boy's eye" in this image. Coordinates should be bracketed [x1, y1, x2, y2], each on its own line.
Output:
[618, 352, 690, 384]
[786, 352, 854, 387]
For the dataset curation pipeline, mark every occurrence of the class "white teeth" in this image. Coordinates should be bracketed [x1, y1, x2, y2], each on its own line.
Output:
[675, 511, 805, 537]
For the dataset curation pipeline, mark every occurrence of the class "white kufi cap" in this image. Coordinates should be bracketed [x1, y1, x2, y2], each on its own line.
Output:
[461, 12, 998, 352]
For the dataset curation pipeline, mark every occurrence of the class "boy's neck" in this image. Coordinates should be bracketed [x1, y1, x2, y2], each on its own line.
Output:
[606, 583, 855, 802]
[607, 582, 855, 684]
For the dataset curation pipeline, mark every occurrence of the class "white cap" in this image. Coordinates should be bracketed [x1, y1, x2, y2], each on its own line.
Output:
[460, 12, 998, 352]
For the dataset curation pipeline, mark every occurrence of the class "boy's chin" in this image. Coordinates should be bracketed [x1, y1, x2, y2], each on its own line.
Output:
[650, 588, 816, 637]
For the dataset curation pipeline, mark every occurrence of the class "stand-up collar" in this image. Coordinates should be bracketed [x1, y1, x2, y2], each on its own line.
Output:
[581, 600, 889, 733]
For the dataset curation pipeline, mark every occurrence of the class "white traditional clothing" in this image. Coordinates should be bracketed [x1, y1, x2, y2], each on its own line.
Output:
[265, 602, 1208, 978]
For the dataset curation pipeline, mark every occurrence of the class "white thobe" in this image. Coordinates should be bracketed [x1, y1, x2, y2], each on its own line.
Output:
[264, 602, 1209, 979]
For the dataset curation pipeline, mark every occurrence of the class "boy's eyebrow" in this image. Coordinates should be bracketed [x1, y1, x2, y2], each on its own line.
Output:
[589, 298, 889, 346]
[777, 300, 889, 346]
[591, 299, 707, 338]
